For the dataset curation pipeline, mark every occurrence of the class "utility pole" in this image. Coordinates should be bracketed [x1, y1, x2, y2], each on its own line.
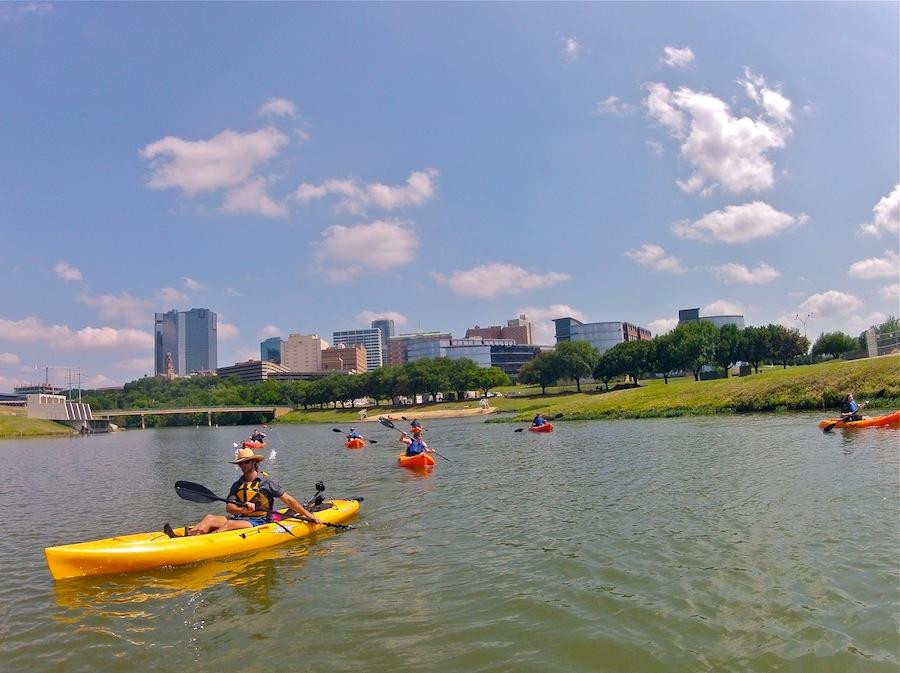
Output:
[794, 312, 814, 339]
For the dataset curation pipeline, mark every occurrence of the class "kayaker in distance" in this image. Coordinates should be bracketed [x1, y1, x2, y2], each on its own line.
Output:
[163, 447, 320, 537]
[840, 394, 868, 422]
[347, 427, 363, 441]
[249, 428, 266, 443]
[532, 414, 547, 427]
[400, 429, 433, 457]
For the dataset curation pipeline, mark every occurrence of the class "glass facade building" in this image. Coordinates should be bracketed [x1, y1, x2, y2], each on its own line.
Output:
[155, 308, 217, 376]
[260, 336, 282, 364]
[553, 317, 650, 355]
[332, 328, 383, 371]
[370, 319, 395, 361]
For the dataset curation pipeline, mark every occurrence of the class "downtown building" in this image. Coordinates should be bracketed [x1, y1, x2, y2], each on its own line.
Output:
[332, 328, 383, 371]
[552, 316, 651, 355]
[465, 314, 534, 345]
[677, 308, 745, 329]
[370, 319, 395, 361]
[154, 308, 217, 376]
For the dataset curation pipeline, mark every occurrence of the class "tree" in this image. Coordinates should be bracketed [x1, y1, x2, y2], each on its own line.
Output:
[554, 340, 599, 392]
[768, 324, 810, 368]
[671, 321, 717, 381]
[740, 325, 770, 374]
[518, 351, 562, 394]
[447, 358, 482, 401]
[592, 353, 618, 390]
[713, 324, 743, 377]
[652, 332, 680, 384]
[811, 331, 859, 359]
[475, 366, 510, 397]
[605, 340, 654, 385]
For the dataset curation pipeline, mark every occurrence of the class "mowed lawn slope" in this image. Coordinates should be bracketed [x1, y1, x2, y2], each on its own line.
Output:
[0, 407, 76, 439]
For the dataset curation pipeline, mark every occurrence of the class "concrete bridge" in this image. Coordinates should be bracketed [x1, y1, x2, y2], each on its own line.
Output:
[95, 405, 293, 428]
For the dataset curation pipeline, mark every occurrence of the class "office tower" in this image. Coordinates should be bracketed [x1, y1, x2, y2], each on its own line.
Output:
[552, 317, 650, 355]
[154, 308, 217, 376]
[332, 328, 383, 371]
[260, 336, 282, 364]
[371, 319, 395, 360]
[281, 333, 325, 371]
[466, 314, 534, 345]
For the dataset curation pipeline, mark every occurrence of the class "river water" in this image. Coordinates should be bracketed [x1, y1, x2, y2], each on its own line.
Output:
[1, 413, 897, 672]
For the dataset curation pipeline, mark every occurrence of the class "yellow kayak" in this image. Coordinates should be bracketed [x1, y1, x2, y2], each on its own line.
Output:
[45, 499, 361, 580]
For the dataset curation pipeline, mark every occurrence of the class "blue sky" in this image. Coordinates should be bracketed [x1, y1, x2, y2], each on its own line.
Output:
[1, 2, 898, 389]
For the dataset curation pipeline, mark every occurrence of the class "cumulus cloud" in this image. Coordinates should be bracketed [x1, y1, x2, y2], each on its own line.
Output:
[702, 299, 744, 316]
[54, 261, 83, 282]
[643, 73, 792, 194]
[624, 244, 686, 273]
[661, 46, 695, 68]
[78, 292, 151, 327]
[157, 287, 190, 305]
[0, 317, 153, 350]
[183, 277, 204, 290]
[880, 283, 900, 300]
[356, 310, 409, 327]
[845, 311, 888, 336]
[295, 168, 438, 214]
[258, 97, 297, 118]
[218, 321, 239, 340]
[432, 263, 570, 298]
[858, 184, 900, 237]
[561, 36, 582, 62]
[672, 201, 806, 244]
[712, 262, 780, 284]
[140, 127, 289, 196]
[316, 219, 418, 281]
[848, 250, 899, 279]
[596, 96, 638, 117]
[798, 290, 861, 316]
[259, 325, 281, 338]
[647, 318, 679, 335]
[114, 357, 154, 371]
[222, 177, 288, 217]
[0, 352, 20, 365]
[515, 304, 587, 344]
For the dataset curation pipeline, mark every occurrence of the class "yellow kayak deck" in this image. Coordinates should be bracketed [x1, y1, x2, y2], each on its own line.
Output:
[45, 499, 360, 580]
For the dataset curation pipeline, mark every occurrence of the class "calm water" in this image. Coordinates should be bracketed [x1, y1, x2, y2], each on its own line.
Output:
[1, 414, 898, 672]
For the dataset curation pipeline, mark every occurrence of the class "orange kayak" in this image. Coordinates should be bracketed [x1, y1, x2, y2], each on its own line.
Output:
[345, 438, 365, 448]
[242, 440, 267, 449]
[528, 423, 554, 433]
[818, 410, 900, 430]
[397, 452, 435, 469]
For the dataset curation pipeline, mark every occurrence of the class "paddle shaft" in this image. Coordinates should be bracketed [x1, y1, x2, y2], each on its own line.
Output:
[378, 418, 449, 461]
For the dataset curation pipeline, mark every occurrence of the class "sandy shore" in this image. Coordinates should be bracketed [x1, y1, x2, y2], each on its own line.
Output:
[358, 406, 497, 422]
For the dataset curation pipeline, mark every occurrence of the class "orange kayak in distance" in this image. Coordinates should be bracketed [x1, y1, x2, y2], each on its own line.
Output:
[345, 438, 365, 448]
[397, 452, 436, 469]
[817, 410, 900, 429]
[242, 440, 267, 449]
[528, 423, 554, 433]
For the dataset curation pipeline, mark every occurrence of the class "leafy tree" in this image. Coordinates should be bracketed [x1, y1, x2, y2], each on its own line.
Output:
[713, 324, 743, 377]
[554, 340, 599, 392]
[518, 351, 562, 394]
[652, 332, 680, 384]
[475, 366, 510, 397]
[767, 324, 810, 368]
[447, 358, 482, 400]
[811, 331, 859, 359]
[877, 315, 899, 334]
[605, 340, 654, 385]
[592, 353, 618, 390]
[671, 320, 717, 381]
[407, 358, 450, 401]
[740, 325, 770, 374]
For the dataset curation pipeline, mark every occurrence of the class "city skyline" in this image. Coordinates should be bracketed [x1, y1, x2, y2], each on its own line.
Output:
[1, 3, 898, 389]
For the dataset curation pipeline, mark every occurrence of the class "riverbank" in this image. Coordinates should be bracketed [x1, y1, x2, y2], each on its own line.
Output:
[0, 407, 76, 439]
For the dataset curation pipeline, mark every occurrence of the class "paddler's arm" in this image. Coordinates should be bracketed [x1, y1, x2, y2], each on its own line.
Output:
[280, 492, 322, 525]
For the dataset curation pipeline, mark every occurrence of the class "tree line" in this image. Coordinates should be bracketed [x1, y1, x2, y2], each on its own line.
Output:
[517, 322, 814, 394]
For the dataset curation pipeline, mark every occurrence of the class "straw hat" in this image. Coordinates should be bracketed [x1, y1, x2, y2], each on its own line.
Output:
[231, 447, 265, 464]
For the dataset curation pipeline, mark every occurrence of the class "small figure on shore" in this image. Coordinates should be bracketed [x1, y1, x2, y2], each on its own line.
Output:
[358, 408, 368, 420]
[480, 397, 490, 410]
[840, 394, 868, 422]
[532, 414, 547, 427]
[400, 428, 433, 457]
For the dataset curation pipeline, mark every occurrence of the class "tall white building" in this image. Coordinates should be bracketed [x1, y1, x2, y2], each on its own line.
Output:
[332, 328, 383, 371]
[281, 333, 327, 371]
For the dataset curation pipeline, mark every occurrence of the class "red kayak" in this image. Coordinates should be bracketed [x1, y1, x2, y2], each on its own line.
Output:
[345, 438, 365, 449]
[528, 423, 553, 433]
[397, 452, 436, 469]
[241, 440, 267, 449]
[817, 410, 900, 430]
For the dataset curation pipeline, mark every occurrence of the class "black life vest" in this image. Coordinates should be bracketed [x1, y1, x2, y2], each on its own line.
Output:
[235, 477, 273, 519]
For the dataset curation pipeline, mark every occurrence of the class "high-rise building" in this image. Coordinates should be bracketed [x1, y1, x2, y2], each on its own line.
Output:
[332, 328, 383, 371]
[466, 314, 534, 344]
[260, 336, 282, 364]
[322, 344, 367, 372]
[371, 319, 395, 359]
[552, 317, 651, 355]
[388, 331, 452, 365]
[678, 307, 745, 329]
[281, 333, 326, 371]
[155, 308, 217, 376]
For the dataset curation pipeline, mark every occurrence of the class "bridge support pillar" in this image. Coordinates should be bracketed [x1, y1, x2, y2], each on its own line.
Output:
[140, 414, 145, 430]
[208, 411, 212, 427]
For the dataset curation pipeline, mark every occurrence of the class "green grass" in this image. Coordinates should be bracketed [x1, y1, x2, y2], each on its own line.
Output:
[0, 407, 77, 439]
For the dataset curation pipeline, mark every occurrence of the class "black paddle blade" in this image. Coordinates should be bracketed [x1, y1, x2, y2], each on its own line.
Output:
[368, 439, 377, 444]
[332, 428, 345, 433]
[514, 428, 525, 432]
[378, 417, 396, 429]
[822, 422, 838, 433]
[174, 480, 222, 504]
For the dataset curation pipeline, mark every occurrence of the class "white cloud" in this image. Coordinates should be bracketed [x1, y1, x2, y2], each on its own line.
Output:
[712, 262, 780, 284]
[661, 46, 695, 68]
[846, 311, 888, 336]
[703, 299, 744, 316]
[140, 127, 289, 196]
[356, 311, 409, 327]
[86, 374, 118, 388]
[645, 140, 664, 157]
[673, 201, 806, 244]
[295, 168, 438, 215]
[316, 219, 419, 281]
[0, 352, 20, 365]
[880, 283, 900, 300]
[848, 250, 899, 279]
[859, 184, 900, 237]
[596, 96, 638, 117]
[643, 75, 792, 194]
[78, 292, 151, 327]
[258, 98, 297, 118]
[234, 347, 260, 363]
[183, 277, 204, 290]
[222, 177, 288, 217]
[0, 317, 153, 350]
[561, 36, 582, 62]
[0, 2, 52, 21]
[114, 357, 154, 371]
[647, 318, 679, 335]
[157, 287, 190, 305]
[54, 261, 83, 282]
[433, 263, 570, 298]
[739, 69, 792, 125]
[218, 322, 240, 340]
[798, 290, 861, 316]
[514, 304, 587, 344]
[259, 325, 282, 338]
[624, 244, 686, 273]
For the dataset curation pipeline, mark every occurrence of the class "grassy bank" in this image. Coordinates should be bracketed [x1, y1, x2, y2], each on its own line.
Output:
[276, 355, 899, 425]
[0, 407, 77, 439]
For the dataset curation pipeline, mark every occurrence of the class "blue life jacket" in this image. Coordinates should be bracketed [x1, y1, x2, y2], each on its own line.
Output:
[406, 438, 426, 456]
[533, 417, 546, 426]
[348, 431, 361, 439]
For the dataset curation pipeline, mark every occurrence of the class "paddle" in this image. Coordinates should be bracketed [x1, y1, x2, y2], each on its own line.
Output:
[822, 401, 868, 433]
[378, 417, 450, 461]
[399, 416, 426, 432]
[331, 428, 376, 443]
[173, 481, 354, 530]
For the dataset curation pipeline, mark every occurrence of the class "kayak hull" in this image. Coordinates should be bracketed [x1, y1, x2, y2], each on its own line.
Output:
[345, 439, 365, 448]
[241, 440, 267, 449]
[818, 410, 900, 429]
[45, 499, 360, 581]
[397, 452, 435, 469]
[528, 423, 554, 433]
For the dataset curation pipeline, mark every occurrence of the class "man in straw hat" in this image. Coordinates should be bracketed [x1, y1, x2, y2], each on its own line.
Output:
[165, 447, 320, 537]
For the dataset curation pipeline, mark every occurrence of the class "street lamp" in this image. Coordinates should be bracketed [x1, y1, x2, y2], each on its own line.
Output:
[794, 312, 814, 338]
